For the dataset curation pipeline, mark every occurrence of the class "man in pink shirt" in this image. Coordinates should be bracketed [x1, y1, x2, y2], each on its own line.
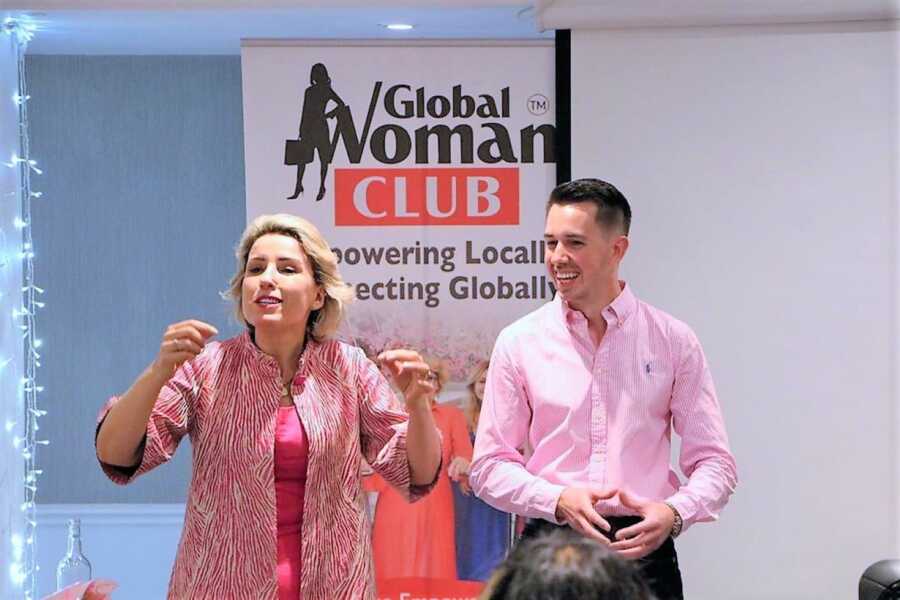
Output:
[469, 179, 737, 600]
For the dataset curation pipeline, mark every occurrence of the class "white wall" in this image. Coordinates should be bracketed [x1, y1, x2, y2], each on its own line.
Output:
[571, 21, 898, 600]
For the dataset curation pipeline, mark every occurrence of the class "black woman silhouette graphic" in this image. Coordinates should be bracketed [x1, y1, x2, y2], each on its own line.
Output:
[285, 63, 346, 201]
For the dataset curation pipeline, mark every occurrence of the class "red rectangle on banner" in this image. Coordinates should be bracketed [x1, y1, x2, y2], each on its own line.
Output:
[334, 167, 519, 226]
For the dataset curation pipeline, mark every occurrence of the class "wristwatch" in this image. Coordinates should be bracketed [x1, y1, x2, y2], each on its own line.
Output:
[664, 502, 683, 539]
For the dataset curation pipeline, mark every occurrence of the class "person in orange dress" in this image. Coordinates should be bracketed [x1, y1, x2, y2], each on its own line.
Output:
[367, 356, 474, 581]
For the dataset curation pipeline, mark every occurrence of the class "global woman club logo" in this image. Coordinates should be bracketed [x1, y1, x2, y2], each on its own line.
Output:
[284, 62, 555, 226]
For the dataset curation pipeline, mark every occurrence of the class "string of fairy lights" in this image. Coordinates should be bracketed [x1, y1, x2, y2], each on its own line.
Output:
[3, 15, 44, 600]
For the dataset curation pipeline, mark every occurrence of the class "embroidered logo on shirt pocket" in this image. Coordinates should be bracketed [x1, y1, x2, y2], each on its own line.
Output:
[641, 359, 672, 382]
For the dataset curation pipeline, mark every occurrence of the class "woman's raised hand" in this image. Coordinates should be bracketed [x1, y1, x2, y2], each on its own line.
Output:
[151, 320, 218, 379]
[376, 349, 435, 410]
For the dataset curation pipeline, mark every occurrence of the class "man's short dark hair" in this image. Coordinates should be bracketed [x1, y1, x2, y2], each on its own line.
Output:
[484, 528, 656, 600]
[547, 178, 632, 235]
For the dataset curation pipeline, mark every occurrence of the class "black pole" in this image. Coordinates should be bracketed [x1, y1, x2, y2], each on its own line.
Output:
[555, 29, 571, 185]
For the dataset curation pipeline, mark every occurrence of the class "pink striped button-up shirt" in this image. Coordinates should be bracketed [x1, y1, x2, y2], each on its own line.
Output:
[470, 284, 737, 532]
[96, 332, 434, 599]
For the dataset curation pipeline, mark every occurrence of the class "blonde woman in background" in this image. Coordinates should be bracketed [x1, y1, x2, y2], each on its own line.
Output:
[94, 213, 441, 600]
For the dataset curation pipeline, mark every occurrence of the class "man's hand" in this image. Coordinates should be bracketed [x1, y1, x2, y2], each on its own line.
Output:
[554, 487, 618, 545]
[609, 490, 676, 560]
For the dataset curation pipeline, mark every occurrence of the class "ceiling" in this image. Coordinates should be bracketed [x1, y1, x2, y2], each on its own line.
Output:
[3, 5, 547, 54]
[3, 0, 897, 55]
[534, 0, 900, 29]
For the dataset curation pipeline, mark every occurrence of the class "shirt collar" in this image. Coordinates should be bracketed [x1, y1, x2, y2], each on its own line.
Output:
[555, 281, 637, 327]
[607, 281, 637, 324]
[239, 329, 316, 374]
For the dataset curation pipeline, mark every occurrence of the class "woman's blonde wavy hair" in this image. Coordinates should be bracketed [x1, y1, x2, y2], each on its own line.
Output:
[225, 213, 354, 342]
[465, 360, 490, 433]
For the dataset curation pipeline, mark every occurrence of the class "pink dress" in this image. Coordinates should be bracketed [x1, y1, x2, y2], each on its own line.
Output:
[276, 405, 309, 600]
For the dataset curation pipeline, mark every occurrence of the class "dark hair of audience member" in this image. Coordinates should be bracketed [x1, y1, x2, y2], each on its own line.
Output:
[481, 527, 656, 600]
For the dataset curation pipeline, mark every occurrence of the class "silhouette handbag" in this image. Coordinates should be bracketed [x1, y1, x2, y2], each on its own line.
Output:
[284, 138, 314, 165]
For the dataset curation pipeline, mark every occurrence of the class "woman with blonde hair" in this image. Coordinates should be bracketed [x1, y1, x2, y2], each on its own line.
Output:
[367, 355, 473, 582]
[452, 359, 513, 581]
[94, 213, 441, 599]
[463, 360, 490, 435]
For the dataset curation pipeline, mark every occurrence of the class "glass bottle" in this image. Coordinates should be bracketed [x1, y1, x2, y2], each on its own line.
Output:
[56, 517, 92, 590]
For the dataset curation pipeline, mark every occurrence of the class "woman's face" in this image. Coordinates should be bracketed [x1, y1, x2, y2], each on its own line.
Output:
[426, 369, 443, 397]
[241, 234, 324, 335]
[474, 370, 487, 401]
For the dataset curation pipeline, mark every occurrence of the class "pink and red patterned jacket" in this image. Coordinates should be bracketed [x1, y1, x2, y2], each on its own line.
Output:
[96, 332, 434, 599]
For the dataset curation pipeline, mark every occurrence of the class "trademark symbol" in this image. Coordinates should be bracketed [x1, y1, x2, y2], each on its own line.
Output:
[527, 94, 549, 115]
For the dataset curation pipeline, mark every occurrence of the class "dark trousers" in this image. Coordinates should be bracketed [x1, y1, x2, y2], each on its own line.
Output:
[520, 517, 684, 600]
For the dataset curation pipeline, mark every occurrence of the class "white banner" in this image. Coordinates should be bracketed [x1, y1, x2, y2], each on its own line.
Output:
[241, 41, 555, 595]
[241, 41, 555, 386]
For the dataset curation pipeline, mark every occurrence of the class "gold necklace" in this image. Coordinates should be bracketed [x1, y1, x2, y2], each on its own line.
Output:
[281, 349, 305, 399]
